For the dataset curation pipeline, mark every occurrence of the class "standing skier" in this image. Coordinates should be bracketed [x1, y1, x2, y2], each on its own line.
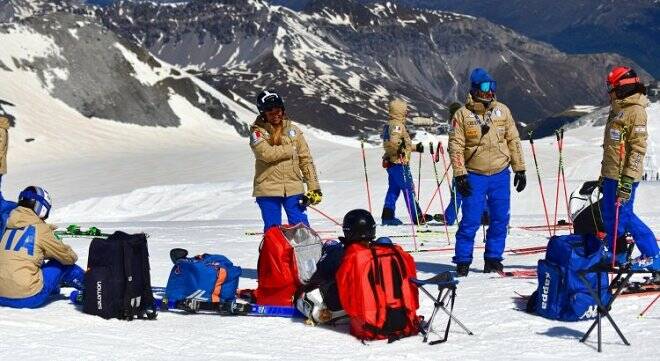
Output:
[600, 66, 659, 272]
[381, 98, 425, 225]
[250, 90, 322, 232]
[0, 186, 84, 308]
[449, 68, 526, 276]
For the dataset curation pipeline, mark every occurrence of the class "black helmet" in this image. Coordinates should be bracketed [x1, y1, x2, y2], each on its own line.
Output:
[342, 209, 376, 244]
[256, 89, 285, 113]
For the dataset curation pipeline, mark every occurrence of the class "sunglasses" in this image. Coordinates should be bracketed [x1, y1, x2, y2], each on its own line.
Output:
[479, 81, 496, 93]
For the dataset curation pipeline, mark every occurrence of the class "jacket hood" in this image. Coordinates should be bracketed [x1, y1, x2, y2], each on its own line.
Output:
[616, 93, 649, 109]
[388, 98, 408, 123]
[7, 206, 46, 229]
[465, 93, 497, 115]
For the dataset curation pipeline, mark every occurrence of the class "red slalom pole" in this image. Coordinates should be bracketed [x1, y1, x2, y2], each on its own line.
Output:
[528, 133, 553, 237]
[437, 141, 456, 221]
[307, 205, 342, 227]
[360, 140, 373, 214]
[430, 142, 452, 245]
[639, 294, 660, 318]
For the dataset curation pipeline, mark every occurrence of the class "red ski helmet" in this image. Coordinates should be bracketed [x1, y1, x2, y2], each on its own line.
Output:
[607, 66, 640, 92]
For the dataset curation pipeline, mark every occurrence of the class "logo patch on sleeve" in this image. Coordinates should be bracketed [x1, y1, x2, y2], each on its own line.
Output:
[288, 129, 296, 137]
[634, 126, 646, 134]
[392, 125, 402, 134]
[609, 128, 621, 141]
[250, 130, 264, 145]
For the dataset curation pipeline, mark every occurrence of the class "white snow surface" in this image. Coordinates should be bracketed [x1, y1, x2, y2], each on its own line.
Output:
[1, 62, 660, 359]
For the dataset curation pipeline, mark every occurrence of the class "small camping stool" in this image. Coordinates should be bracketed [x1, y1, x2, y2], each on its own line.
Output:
[411, 271, 474, 345]
[577, 265, 635, 352]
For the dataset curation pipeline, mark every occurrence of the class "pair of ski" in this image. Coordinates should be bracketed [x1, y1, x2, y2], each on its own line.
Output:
[70, 288, 302, 318]
[150, 287, 303, 318]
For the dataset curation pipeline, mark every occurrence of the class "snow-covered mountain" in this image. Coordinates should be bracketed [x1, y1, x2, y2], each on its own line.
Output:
[96, 0, 645, 136]
[0, 0, 255, 135]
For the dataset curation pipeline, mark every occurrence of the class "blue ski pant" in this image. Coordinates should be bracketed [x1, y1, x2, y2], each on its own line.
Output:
[601, 178, 659, 258]
[453, 169, 510, 264]
[0, 260, 85, 309]
[444, 180, 463, 226]
[256, 194, 309, 232]
[383, 164, 420, 217]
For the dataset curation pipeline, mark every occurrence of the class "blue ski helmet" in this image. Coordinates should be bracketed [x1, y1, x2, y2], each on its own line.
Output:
[469, 68, 496, 102]
[18, 186, 52, 219]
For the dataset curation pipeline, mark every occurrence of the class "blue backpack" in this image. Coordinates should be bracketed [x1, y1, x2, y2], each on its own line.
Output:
[0, 199, 17, 233]
[166, 254, 242, 303]
[528, 234, 610, 321]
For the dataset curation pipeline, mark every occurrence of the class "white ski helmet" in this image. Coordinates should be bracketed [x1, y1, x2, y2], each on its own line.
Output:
[18, 186, 52, 219]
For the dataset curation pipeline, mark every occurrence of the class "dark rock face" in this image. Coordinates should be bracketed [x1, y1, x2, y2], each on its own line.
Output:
[97, 0, 644, 137]
[1, 1, 249, 134]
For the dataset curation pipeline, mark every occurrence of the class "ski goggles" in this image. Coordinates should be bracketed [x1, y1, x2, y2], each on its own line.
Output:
[478, 81, 496, 93]
[607, 77, 639, 93]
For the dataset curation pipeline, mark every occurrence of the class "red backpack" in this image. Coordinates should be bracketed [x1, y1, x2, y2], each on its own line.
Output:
[254, 225, 322, 306]
[336, 240, 420, 342]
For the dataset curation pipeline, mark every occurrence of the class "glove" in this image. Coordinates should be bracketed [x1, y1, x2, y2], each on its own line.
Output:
[415, 142, 424, 153]
[397, 141, 406, 157]
[617, 175, 633, 202]
[301, 190, 323, 207]
[513, 171, 526, 193]
[455, 175, 471, 197]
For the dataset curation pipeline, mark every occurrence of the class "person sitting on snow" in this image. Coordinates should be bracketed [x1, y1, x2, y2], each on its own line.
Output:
[0, 186, 84, 308]
[448, 68, 527, 277]
[249, 89, 322, 232]
[598, 66, 659, 275]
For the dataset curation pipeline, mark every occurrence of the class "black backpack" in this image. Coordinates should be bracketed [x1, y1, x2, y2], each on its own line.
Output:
[83, 231, 157, 320]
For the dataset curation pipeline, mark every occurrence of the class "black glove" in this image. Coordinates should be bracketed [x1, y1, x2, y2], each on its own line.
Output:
[415, 142, 424, 153]
[513, 171, 526, 193]
[455, 175, 471, 197]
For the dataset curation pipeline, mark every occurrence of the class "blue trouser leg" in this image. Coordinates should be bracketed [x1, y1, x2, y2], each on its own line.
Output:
[283, 194, 309, 227]
[0, 261, 84, 309]
[484, 169, 511, 261]
[256, 196, 283, 232]
[444, 181, 463, 226]
[384, 165, 403, 212]
[453, 172, 488, 265]
[601, 178, 659, 257]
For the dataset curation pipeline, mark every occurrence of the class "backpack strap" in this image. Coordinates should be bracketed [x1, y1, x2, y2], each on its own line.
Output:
[121, 234, 136, 320]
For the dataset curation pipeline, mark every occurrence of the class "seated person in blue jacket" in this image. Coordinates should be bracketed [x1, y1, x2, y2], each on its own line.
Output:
[0, 186, 84, 308]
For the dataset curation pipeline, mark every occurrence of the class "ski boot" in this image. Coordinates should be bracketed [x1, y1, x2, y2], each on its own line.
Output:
[456, 263, 470, 277]
[381, 208, 403, 226]
[484, 259, 504, 273]
[296, 288, 331, 324]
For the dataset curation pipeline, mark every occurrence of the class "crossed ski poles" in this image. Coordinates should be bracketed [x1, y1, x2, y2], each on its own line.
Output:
[552, 129, 573, 235]
[528, 131, 553, 237]
[429, 141, 452, 245]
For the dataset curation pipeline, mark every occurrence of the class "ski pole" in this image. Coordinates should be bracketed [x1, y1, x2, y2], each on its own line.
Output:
[430, 142, 452, 245]
[360, 140, 373, 214]
[552, 130, 563, 236]
[528, 131, 553, 237]
[639, 294, 660, 318]
[307, 205, 342, 227]
[558, 129, 573, 233]
[437, 142, 457, 222]
[417, 150, 423, 204]
[399, 152, 418, 252]
[611, 128, 628, 269]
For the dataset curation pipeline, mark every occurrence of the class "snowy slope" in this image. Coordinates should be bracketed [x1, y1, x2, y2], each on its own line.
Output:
[1, 64, 660, 360]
